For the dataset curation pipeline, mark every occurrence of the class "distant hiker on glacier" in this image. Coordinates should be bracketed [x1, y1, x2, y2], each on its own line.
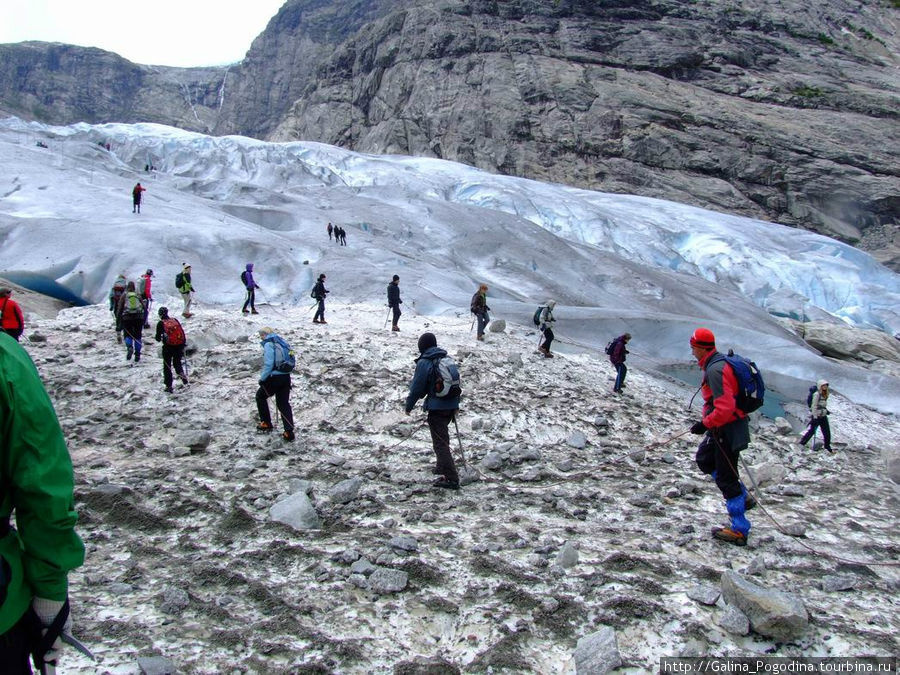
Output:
[109, 274, 128, 343]
[0, 287, 25, 342]
[339, 227, 347, 246]
[256, 327, 296, 441]
[607, 333, 631, 393]
[387, 275, 402, 331]
[0, 333, 84, 673]
[470, 284, 490, 341]
[537, 300, 556, 358]
[154, 307, 189, 393]
[800, 379, 833, 452]
[327, 222, 333, 241]
[117, 281, 146, 362]
[139, 268, 154, 328]
[405, 332, 462, 491]
[132, 182, 146, 213]
[176, 264, 195, 318]
[312, 274, 329, 324]
[241, 263, 260, 315]
[688, 327, 755, 547]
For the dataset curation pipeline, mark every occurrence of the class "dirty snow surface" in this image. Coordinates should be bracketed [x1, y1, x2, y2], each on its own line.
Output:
[28, 301, 899, 674]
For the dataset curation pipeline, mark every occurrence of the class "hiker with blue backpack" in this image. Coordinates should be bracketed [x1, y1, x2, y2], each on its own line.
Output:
[405, 332, 462, 490]
[688, 327, 760, 547]
[607, 333, 631, 392]
[241, 263, 260, 315]
[256, 327, 296, 441]
[800, 379, 832, 452]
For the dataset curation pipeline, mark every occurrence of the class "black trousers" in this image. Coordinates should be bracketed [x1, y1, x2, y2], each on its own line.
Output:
[0, 608, 37, 674]
[256, 375, 294, 432]
[313, 299, 326, 322]
[242, 288, 256, 312]
[800, 416, 831, 448]
[391, 305, 402, 326]
[695, 432, 743, 500]
[428, 409, 458, 483]
[162, 345, 186, 388]
[541, 326, 554, 351]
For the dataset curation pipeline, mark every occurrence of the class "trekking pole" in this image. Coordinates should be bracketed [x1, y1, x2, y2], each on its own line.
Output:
[384, 308, 391, 329]
[645, 428, 691, 450]
[451, 414, 468, 468]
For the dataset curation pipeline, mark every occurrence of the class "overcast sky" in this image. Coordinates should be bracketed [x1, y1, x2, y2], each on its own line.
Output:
[0, 0, 287, 67]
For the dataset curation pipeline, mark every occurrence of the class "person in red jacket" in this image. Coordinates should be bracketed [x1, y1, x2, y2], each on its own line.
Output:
[139, 269, 154, 328]
[0, 288, 25, 341]
[609, 332, 631, 392]
[688, 327, 754, 546]
[132, 183, 146, 213]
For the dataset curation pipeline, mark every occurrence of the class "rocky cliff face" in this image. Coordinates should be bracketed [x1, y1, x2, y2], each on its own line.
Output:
[1, 0, 898, 268]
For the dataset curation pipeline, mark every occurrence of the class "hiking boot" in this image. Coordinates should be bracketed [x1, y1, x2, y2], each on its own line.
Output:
[544, 351, 554, 358]
[116, 333, 123, 344]
[282, 430, 295, 442]
[126, 346, 133, 360]
[319, 319, 328, 324]
[312, 319, 321, 324]
[744, 492, 758, 511]
[180, 375, 189, 385]
[242, 309, 250, 314]
[392, 325, 400, 331]
[711, 527, 747, 547]
[164, 386, 174, 393]
[134, 353, 141, 362]
[251, 309, 259, 314]
[257, 422, 274, 433]
[476, 335, 484, 341]
[183, 312, 193, 318]
[432, 477, 460, 490]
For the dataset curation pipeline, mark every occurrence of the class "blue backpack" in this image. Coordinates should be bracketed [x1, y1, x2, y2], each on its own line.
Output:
[431, 355, 461, 398]
[271, 336, 296, 373]
[710, 350, 765, 413]
[806, 385, 817, 408]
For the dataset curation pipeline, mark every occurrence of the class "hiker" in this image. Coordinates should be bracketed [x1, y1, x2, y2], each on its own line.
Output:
[405, 332, 461, 490]
[312, 274, 329, 324]
[0, 333, 85, 672]
[117, 281, 146, 362]
[538, 300, 556, 358]
[800, 379, 832, 451]
[470, 283, 490, 341]
[340, 227, 347, 246]
[333, 225, 341, 245]
[255, 327, 296, 441]
[0, 287, 25, 341]
[154, 307, 189, 393]
[241, 263, 260, 315]
[609, 333, 631, 393]
[688, 327, 755, 547]
[387, 274, 402, 331]
[139, 268, 154, 328]
[132, 182, 146, 213]
[109, 274, 128, 343]
[177, 264, 195, 318]
[327, 222, 333, 241]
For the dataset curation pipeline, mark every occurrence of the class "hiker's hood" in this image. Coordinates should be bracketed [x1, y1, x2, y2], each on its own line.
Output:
[246, 263, 254, 272]
[415, 346, 447, 363]
[547, 300, 556, 310]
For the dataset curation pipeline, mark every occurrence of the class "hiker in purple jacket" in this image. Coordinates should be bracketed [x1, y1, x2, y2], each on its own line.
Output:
[609, 333, 631, 393]
[241, 263, 260, 315]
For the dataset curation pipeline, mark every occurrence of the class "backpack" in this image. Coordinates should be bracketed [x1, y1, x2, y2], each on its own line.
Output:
[710, 350, 766, 414]
[310, 286, 317, 299]
[175, 272, 185, 291]
[430, 355, 461, 398]
[532, 306, 546, 326]
[241, 271, 248, 287]
[161, 318, 185, 346]
[138, 277, 148, 298]
[605, 337, 620, 355]
[112, 280, 126, 303]
[271, 336, 296, 373]
[121, 292, 144, 318]
[806, 385, 817, 408]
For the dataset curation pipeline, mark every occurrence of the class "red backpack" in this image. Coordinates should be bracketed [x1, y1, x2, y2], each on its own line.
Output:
[162, 318, 186, 346]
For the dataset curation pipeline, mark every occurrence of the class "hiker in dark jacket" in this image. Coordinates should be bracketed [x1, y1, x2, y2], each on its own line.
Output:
[538, 300, 556, 358]
[241, 263, 260, 315]
[470, 283, 490, 341]
[405, 332, 461, 490]
[256, 327, 295, 441]
[109, 274, 128, 343]
[0, 333, 84, 672]
[609, 333, 631, 392]
[312, 274, 329, 324]
[154, 307, 189, 393]
[688, 327, 754, 547]
[387, 275, 402, 331]
[0, 288, 25, 341]
[327, 222, 333, 241]
[117, 281, 146, 362]
[800, 379, 832, 451]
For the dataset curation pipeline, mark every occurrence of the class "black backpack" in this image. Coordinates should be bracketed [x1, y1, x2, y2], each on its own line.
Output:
[806, 385, 817, 408]
[532, 306, 545, 326]
[241, 271, 248, 286]
[175, 272, 185, 290]
[605, 338, 619, 355]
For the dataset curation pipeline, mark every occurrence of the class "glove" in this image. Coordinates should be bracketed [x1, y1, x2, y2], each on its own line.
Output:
[690, 420, 707, 435]
[32, 597, 72, 668]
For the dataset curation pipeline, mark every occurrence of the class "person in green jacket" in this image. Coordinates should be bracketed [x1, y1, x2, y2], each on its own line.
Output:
[0, 333, 84, 672]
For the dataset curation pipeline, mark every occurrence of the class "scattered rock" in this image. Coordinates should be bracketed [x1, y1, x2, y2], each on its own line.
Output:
[719, 604, 750, 636]
[567, 431, 587, 449]
[488, 319, 506, 333]
[750, 461, 787, 487]
[687, 584, 720, 606]
[174, 430, 210, 451]
[393, 655, 461, 675]
[481, 452, 505, 471]
[390, 535, 419, 552]
[556, 541, 579, 569]
[269, 491, 321, 530]
[720, 571, 808, 640]
[573, 626, 622, 674]
[138, 656, 178, 675]
[329, 476, 364, 504]
[369, 567, 409, 593]
[819, 575, 856, 592]
[883, 442, 900, 485]
[159, 587, 189, 615]
[351, 558, 377, 576]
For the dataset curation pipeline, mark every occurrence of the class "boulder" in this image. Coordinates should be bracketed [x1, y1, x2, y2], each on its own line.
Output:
[574, 626, 622, 674]
[269, 491, 321, 530]
[720, 571, 808, 640]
